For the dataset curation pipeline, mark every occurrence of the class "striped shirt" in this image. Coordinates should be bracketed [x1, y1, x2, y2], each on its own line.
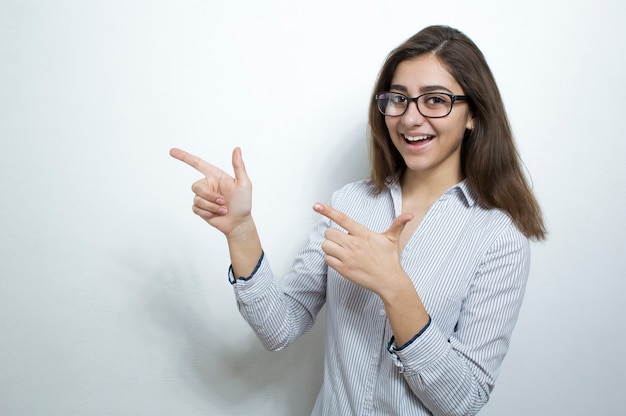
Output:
[230, 178, 530, 416]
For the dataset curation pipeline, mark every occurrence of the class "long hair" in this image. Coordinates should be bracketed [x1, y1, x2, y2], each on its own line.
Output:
[368, 25, 546, 240]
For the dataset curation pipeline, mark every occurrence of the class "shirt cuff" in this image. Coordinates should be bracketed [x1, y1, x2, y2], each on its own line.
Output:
[387, 316, 450, 375]
[228, 251, 276, 305]
[228, 251, 265, 284]
[387, 315, 432, 352]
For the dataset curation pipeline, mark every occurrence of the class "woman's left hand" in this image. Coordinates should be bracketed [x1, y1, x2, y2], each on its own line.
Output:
[313, 202, 414, 295]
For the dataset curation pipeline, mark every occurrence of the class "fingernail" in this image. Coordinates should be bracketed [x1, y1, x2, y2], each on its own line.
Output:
[216, 198, 225, 205]
[313, 203, 323, 212]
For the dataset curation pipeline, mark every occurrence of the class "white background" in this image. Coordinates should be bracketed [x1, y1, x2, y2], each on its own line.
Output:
[1, 0, 625, 415]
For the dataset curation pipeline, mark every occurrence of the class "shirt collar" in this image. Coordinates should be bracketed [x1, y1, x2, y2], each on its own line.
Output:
[386, 177, 477, 208]
[454, 179, 477, 207]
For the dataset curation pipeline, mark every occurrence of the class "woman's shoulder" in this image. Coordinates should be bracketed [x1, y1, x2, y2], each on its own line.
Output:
[450, 181, 529, 246]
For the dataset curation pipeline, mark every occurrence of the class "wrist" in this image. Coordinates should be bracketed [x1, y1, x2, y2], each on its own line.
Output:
[376, 267, 413, 303]
[225, 216, 263, 280]
[225, 216, 256, 244]
[379, 273, 430, 347]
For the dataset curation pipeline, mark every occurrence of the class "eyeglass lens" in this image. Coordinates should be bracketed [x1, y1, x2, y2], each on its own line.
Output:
[377, 92, 454, 117]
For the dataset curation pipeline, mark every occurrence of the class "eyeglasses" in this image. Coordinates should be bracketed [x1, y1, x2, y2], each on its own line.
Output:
[375, 91, 469, 118]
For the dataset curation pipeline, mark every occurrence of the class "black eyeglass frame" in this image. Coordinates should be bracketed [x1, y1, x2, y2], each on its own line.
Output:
[375, 91, 470, 118]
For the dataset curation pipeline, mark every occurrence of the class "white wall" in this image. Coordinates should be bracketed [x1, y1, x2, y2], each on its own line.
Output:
[1, 0, 625, 415]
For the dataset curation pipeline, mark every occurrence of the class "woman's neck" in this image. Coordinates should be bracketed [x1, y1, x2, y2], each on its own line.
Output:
[400, 166, 464, 201]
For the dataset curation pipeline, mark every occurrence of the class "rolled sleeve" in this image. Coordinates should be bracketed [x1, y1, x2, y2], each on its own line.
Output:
[229, 251, 277, 306]
[387, 318, 449, 376]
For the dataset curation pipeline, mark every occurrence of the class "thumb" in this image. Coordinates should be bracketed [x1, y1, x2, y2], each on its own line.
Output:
[385, 213, 414, 243]
[231, 147, 250, 184]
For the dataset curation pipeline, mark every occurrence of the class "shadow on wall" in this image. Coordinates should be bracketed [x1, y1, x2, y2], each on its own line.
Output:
[113, 240, 325, 414]
[317, 123, 371, 197]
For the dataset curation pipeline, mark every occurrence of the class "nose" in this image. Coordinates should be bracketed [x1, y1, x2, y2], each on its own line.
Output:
[401, 99, 426, 125]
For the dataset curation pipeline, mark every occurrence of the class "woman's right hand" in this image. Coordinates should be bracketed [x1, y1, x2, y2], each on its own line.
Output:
[169, 147, 253, 238]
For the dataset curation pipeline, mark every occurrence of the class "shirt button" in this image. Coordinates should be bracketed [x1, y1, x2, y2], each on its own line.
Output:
[379, 309, 386, 316]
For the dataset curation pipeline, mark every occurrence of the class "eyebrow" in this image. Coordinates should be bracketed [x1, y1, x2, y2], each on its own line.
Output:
[389, 84, 454, 94]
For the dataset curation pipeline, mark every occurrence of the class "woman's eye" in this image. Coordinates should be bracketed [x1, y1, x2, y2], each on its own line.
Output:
[390, 94, 407, 104]
[424, 94, 449, 105]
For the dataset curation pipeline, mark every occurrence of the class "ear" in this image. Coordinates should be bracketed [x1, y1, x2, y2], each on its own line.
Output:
[465, 113, 475, 131]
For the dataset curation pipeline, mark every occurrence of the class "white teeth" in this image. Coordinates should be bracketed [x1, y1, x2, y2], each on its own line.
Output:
[404, 135, 431, 142]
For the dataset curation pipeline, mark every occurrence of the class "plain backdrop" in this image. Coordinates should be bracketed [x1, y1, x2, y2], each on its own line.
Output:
[1, 0, 625, 415]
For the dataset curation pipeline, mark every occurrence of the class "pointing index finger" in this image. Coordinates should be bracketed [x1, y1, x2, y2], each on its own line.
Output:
[313, 202, 364, 235]
[169, 148, 216, 177]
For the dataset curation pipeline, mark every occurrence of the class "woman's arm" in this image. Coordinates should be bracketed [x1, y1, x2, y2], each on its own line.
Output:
[390, 225, 530, 416]
[171, 148, 327, 351]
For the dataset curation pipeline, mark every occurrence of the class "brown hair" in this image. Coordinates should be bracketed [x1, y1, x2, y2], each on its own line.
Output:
[368, 25, 546, 240]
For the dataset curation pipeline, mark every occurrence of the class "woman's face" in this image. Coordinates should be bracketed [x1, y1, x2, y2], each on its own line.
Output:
[385, 54, 474, 183]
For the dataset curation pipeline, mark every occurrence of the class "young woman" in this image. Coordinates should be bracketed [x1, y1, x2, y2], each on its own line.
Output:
[170, 25, 546, 416]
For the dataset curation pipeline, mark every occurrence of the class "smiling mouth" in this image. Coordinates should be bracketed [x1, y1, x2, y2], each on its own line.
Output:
[403, 134, 434, 143]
